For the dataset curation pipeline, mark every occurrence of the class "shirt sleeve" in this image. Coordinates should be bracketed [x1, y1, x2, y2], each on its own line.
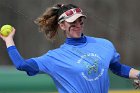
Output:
[7, 46, 39, 76]
[109, 50, 132, 78]
[31, 51, 55, 76]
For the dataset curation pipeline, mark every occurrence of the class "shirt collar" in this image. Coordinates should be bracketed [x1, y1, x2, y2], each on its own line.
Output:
[65, 34, 87, 46]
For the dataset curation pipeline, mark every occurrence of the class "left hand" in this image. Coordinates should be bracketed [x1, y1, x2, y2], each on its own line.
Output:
[133, 80, 140, 89]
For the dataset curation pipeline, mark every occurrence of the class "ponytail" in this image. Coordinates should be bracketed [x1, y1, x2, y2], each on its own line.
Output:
[34, 4, 63, 40]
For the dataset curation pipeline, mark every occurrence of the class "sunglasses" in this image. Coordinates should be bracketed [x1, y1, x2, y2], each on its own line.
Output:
[58, 8, 82, 23]
[65, 8, 82, 16]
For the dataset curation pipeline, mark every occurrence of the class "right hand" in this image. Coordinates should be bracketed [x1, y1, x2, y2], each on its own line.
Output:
[0, 27, 16, 47]
[0, 27, 16, 42]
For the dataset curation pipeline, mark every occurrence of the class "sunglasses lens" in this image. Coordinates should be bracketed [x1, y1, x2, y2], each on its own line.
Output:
[75, 8, 82, 13]
[65, 10, 73, 16]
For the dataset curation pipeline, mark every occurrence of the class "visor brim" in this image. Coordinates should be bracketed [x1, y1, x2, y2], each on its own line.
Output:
[65, 13, 86, 23]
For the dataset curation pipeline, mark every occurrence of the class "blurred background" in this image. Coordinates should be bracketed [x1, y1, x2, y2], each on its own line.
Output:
[0, 0, 140, 93]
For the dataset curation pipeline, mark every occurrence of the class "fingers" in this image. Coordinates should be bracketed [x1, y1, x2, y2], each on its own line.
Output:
[133, 80, 140, 89]
[0, 33, 2, 37]
[0, 32, 6, 40]
[8, 27, 16, 37]
[12, 27, 16, 32]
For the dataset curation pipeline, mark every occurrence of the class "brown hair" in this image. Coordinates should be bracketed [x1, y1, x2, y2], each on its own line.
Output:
[34, 4, 78, 40]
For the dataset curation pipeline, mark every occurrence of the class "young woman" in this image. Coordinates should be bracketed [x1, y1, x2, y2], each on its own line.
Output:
[0, 4, 140, 93]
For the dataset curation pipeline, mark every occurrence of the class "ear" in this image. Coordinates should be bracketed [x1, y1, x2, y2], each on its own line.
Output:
[59, 22, 66, 30]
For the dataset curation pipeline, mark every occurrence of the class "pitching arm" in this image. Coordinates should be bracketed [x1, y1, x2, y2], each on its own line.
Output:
[7, 46, 39, 76]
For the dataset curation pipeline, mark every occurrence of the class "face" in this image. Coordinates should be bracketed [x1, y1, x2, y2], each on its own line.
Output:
[59, 17, 84, 38]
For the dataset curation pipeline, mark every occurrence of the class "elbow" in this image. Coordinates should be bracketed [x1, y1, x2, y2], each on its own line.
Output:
[14, 60, 39, 76]
[16, 65, 22, 70]
[16, 63, 39, 76]
[15, 63, 25, 70]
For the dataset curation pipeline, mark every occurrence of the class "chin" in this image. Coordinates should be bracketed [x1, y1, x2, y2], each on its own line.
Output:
[73, 34, 82, 38]
[68, 32, 82, 38]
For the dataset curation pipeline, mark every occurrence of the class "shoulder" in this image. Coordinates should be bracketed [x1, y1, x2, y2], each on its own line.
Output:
[86, 36, 115, 49]
[96, 38, 113, 46]
[46, 48, 63, 56]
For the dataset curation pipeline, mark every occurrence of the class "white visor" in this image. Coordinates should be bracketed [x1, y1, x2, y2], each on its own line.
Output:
[65, 13, 86, 23]
[58, 8, 86, 24]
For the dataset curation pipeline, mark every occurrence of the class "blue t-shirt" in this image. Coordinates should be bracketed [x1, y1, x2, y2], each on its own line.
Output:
[31, 36, 121, 93]
[7, 35, 131, 93]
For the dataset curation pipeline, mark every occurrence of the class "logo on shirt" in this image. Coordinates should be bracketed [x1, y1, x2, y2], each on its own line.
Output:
[73, 48, 104, 81]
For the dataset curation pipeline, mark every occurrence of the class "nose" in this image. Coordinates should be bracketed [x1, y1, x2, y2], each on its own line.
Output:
[74, 20, 83, 27]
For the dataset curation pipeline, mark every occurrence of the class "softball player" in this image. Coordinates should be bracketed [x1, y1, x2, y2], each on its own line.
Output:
[1, 4, 140, 93]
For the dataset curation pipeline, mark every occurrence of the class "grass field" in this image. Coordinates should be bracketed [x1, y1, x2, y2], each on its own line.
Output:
[47, 90, 140, 93]
[40, 90, 140, 93]
[46, 90, 140, 93]
[5, 90, 139, 93]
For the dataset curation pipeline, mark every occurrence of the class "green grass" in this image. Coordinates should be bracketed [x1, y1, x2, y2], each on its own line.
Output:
[1, 90, 140, 93]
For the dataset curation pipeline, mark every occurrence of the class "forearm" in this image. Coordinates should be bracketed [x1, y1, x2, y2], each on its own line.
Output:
[129, 68, 140, 79]
[109, 62, 131, 78]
